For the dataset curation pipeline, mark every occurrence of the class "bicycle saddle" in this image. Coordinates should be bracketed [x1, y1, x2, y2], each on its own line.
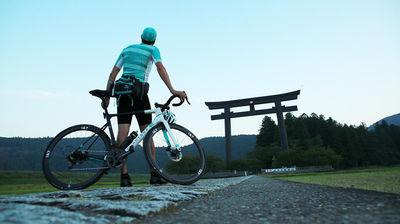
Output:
[89, 89, 111, 98]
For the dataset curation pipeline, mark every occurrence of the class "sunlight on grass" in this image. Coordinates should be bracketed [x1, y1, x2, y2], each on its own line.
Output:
[0, 170, 150, 195]
[265, 166, 400, 194]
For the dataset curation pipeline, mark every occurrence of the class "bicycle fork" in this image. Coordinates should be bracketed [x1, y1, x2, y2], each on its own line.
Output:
[160, 121, 183, 162]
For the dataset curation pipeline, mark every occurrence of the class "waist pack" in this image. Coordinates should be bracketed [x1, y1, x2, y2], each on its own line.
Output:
[112, 76, 149, 100]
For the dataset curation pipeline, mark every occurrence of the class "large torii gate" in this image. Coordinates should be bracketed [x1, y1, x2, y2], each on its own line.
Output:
[205, 90, 300, 166]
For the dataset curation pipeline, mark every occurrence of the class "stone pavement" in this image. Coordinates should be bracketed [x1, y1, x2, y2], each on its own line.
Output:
[2, 176, 400, 224]
[0, 176, 251, 224]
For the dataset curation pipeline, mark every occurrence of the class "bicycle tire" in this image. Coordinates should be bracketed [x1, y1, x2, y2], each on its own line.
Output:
[143, 123, 206, 185]
[42, 124, 111, 190]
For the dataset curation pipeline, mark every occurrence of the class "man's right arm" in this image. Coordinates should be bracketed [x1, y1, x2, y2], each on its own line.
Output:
[102, 66, 120, 109]
[156, 62, 187, 102]
[106, 66, 120, 91]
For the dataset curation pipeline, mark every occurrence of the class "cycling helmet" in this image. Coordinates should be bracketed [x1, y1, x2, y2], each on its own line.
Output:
[163, 110, 176, 124]
[142, 27, 157, 42]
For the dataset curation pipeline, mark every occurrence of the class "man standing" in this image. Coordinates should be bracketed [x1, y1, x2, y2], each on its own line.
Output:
[102, 27, 187, 186]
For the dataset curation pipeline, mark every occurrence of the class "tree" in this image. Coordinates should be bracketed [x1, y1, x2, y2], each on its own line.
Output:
[272, 146, 343, 168]
[165, 155, 201, 174]
[257, 116, 279, 147]
[205, 155, 226, 173]
[247, 143, 282, 169]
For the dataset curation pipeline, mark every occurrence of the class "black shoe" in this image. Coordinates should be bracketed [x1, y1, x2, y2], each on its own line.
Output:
[120, 173, 133, 187]
[150, 172, 168, 185]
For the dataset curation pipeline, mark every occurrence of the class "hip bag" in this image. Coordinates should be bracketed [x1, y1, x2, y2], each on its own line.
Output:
[112, 76, 149, 100]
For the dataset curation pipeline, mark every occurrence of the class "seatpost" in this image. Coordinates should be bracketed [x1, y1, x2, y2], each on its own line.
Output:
[101, 98, 116, 144]
[101, 98, 109, 116]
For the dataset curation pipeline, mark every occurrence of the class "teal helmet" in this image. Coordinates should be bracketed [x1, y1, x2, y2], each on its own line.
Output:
[142, 27, 157, 42]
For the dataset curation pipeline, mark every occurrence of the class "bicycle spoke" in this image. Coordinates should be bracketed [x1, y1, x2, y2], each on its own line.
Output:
[43, 125, 110, 190]
[144, 123, 206, 185]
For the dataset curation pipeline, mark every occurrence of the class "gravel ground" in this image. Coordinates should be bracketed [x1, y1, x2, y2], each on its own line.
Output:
[137, 176, 400, 224]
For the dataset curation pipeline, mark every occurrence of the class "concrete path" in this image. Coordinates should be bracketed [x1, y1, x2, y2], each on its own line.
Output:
[1, 176, 400, 223]
[0, 176, 251, 224]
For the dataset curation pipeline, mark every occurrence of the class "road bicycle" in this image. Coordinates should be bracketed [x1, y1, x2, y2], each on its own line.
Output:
[42, 89, 206, 190]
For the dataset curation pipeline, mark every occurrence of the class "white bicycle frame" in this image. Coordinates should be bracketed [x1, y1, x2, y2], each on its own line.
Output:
[123, 107, 180, 152]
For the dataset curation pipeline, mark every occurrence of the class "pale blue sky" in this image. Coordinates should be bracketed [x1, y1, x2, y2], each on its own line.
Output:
[0, 0, 399, 138]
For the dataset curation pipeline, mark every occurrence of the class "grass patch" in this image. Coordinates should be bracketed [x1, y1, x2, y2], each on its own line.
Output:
[263, 165, 400, 194]
[0, 170, 150, 195]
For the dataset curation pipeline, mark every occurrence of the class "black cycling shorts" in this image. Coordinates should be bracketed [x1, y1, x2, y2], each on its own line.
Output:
[117, 94, 152, 126]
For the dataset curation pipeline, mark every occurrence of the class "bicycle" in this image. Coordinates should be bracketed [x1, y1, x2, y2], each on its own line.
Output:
[42, 89, 206, 190]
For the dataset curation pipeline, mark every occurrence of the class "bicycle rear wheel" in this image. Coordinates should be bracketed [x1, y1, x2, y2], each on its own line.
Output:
[42, 124, 111, 190]
[143, 123, 206, 185]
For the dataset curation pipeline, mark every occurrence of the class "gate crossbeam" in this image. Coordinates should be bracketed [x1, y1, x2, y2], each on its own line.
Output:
[205, 90, 300, 166]
[211, 105, 298, 120]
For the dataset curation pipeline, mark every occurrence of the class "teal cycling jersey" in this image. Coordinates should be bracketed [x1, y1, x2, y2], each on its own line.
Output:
[114, 43, 162, 83]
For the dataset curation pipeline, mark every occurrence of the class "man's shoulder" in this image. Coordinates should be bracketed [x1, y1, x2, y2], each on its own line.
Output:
[123, 43, 158, 52]
[123, 44, 140, 50]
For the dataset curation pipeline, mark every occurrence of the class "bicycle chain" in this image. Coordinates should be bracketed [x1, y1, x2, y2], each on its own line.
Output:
[69, 167, 109, 171]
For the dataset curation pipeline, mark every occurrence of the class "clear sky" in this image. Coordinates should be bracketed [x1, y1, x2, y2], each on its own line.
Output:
[0, 0, 399, 139]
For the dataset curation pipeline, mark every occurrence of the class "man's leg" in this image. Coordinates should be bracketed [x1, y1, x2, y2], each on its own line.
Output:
[116, 94, 134, 187]
[140, 124, 167, 185]
[117, 123, 130, 174]
[139, 124, 155, 160]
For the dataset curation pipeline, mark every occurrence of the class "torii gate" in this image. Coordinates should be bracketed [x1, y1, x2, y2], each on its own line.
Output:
[205, 90, 300, 166]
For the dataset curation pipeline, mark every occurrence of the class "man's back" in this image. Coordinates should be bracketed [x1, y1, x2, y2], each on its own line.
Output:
[115, 43, 162, 83]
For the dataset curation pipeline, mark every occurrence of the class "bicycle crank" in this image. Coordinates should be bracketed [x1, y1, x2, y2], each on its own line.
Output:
[105, 147, 133, 168]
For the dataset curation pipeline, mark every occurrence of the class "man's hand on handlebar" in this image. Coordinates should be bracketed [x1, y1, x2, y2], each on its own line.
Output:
[171, 90, 187, 103]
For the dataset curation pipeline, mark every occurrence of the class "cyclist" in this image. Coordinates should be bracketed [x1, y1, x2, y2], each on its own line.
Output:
[102, 27, 187, 187]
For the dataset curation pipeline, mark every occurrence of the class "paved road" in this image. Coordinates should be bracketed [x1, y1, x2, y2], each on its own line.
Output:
[137, 176, 400, 224]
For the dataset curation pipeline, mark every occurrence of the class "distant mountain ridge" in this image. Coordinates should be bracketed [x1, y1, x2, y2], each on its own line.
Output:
[368, 113, 400, 131]
[0, 135, 256, 172]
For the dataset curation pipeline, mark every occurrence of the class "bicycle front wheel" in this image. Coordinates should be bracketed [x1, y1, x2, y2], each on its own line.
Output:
[143, 123, 206, 185]
[42, 124, 111, 190]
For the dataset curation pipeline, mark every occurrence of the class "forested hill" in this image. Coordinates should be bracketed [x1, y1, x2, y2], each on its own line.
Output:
[200, 135, 256, 161]
[0, 135, 256, 171]
[0, 137, 52, 170]
[368, 113, 400, 131]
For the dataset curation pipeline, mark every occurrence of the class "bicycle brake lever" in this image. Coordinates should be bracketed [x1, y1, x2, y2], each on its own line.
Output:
[172, 96, 191, 107]
[186, 96, 191, 105]
[172, 96, 190, 107]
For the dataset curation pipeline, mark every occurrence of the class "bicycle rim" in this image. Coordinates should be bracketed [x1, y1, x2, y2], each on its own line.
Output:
[144, 123, 206, 185]
[42, 125, 110, 190]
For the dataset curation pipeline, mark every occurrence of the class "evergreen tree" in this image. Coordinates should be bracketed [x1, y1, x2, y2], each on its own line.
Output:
[256, 116, 278, 147]
[252, 113, 400, 170]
